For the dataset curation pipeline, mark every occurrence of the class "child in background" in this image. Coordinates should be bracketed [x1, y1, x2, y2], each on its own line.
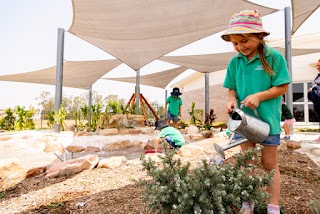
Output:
[281, 98, 296, 140]
[154, 119, 185, 153]
[165, 87, 183, 129]
[222, 10, 291, 214]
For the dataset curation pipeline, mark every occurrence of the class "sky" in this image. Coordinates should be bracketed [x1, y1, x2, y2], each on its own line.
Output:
[0, 0, 319, 110]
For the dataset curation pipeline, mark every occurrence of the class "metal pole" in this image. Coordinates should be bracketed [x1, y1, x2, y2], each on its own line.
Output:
[205, 73, 209, 116]
[136, 69, 140, 114]
[284, 7, 294, 134]
[88, 86, 92, 128]
[54, 28, 65, 133]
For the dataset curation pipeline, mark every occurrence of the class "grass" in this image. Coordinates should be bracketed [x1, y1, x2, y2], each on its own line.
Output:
[296, 128, 320, 132]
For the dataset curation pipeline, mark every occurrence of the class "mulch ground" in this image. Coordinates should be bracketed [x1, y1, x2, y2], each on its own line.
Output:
[1, 149, 319, 214]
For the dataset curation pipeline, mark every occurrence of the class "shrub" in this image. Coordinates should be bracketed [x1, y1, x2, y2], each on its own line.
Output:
[137, 147, 273, 213]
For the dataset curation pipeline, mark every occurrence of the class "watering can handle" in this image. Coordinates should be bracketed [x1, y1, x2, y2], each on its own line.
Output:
[239, 104, 260, 118]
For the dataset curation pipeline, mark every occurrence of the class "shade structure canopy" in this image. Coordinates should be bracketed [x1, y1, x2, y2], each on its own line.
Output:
[104, 66, 188, 89]
[291, 0, 320, 34]
[160, 47, 320, 73]
[0, 60, 121, 90]
[69, 0, 276, 70]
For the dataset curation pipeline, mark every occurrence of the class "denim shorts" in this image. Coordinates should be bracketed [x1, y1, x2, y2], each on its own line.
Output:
[166, 112, 179, 122]
[234, 134, 280, 146]
[164, 136, 181, 148]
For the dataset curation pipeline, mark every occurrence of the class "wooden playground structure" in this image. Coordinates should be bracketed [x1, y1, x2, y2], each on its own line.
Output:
[125, 93, 159, 126]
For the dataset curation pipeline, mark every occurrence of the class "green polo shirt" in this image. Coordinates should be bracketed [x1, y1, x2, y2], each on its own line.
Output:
[158, 126, 185, 146]
[223, 45, 291, 135]
[166, 95, 182, 116]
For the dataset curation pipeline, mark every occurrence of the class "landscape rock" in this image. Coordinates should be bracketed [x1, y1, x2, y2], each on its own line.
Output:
[26, 166, 46, 178]
[0, 159, 27, 189]
[200, 130, 213, 138]
[187, 125, 199, 135]
[85, 146, 101, 153]
[0, 136, 11, 141]
[99, 128, 119, 136]
[102, 140, 132, 151]
[286, 140, 301, 150]
[98, 156, 127, 169]
[66, 145, 85, 153]
[46, 155, 99, 178]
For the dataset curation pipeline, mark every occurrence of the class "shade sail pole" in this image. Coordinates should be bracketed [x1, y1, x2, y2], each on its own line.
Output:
[205, 73, 209, 116]
[136, 69, 140, 114]
[285, 6, 294, 133]
[88, 86, 92, 128]
[285, 7, 293, 112]
[54, 28, 65, 133]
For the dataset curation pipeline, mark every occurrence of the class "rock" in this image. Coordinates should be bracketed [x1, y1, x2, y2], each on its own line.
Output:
[200, 130, 213, 138]
[68, 125, 76, 131]
[46, 155, 99, 178]
[66, 145, 85, 153]
[132, 140, 144, 148]
[102, 140, 132, 151]
[85, 146, 101, 153]
[144, 144, 154, 150]
[179, 129, 187, 134]
[26, 166, 46, 178]
[76, 131, 92, 136]
[0, 136, 11, 141]
[128, 129, 141, 134]
[189, 134, 204, 141]
[187, 125, 199, 135]
[99, 128, 119, 136]
[0, 159, 27, 188]
[143, 153, 165, 163]
[286, 140, 301, 150]
[98, 156, 127, 169]
[127, 115, 145, 127]
[118, 129, 129, 135]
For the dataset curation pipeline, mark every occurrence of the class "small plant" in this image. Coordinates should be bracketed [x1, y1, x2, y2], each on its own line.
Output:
[47, 202, 64, 209]
[311, 200, 320, 214]
[137, 147, 273, 213]
[53, 107, 67, 131]
[188, 101, 203, 126]
[0, 192, 6, 199]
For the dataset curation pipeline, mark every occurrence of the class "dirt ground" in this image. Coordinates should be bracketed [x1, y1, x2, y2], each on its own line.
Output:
[0, 148, 319, 214]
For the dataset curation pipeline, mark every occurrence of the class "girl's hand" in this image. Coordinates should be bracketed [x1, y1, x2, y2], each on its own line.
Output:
[241, 94, 261, 109]
[226, 101, 237, 114]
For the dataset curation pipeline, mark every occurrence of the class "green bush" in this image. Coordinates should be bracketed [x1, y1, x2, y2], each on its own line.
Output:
[137, 147, 273, 213]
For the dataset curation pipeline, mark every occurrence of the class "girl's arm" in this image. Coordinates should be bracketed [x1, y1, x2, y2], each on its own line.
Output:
[226, 89, 238, 113]
[242, 84, 288, 109]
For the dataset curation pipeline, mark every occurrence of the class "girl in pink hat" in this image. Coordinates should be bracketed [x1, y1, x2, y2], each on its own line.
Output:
[222, 10, 291, 214]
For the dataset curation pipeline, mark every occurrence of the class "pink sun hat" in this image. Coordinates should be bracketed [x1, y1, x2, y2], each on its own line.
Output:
[221, 9, 270, 42]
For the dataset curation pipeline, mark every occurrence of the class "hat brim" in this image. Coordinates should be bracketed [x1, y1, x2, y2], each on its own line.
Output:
[155, 124, 168, 130]
[171, 92, 182, 96]
[221, 28, 270, 42]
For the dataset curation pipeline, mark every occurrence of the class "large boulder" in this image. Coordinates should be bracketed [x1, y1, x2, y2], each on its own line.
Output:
[46, 155, 99, 178]
[98, 156, 127, 169]
[127, 115, 145, 127]
[102, 140, 132, 151]
[99, 128, 119, 136]
[0, 159, 27, 189]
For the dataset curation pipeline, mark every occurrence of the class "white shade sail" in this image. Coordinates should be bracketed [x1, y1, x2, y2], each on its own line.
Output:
[0, 60, 121, 90]
[291, 0, 320, 34]
[69, 0, 276, 70]
[104, 66, 188, 89]
[160, 48, 320, 73]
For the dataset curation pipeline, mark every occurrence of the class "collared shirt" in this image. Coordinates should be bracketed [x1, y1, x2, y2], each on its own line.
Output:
[223, 45, 291, 135]
[166, 95, 182, 116]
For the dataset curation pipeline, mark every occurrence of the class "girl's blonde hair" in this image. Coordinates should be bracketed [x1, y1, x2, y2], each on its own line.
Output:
[249, 34, 275, 76]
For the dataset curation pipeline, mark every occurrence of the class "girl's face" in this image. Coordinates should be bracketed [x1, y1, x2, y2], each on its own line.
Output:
[317, 60, 320, 72]
[229, 34, 260, 60]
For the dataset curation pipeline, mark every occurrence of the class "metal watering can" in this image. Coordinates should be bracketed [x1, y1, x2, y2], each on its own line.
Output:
[214, 104, 270, 159]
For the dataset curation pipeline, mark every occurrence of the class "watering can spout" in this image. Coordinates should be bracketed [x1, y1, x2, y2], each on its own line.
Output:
[214, 138, 248, 159]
